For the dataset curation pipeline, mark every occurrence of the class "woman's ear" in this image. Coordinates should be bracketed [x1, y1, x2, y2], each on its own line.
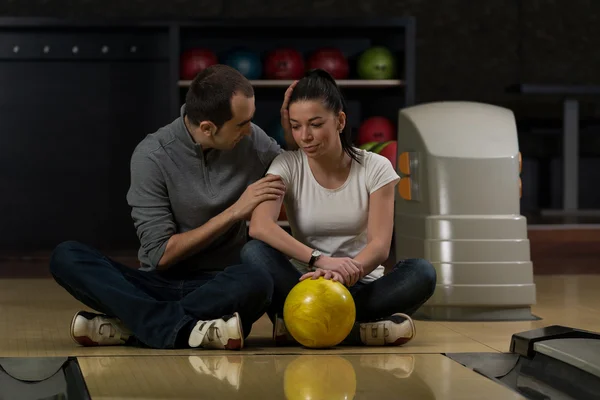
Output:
[337, 111, 347, 131]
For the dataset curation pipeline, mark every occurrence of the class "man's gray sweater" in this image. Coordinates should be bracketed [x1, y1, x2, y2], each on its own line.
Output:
[126, 105, 282, 274]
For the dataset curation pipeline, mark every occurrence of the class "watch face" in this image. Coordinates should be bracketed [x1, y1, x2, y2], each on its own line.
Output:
[312, 250, 322, 257]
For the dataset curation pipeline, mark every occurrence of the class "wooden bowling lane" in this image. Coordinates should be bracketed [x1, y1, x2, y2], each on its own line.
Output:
[2, 275, 597, 357]
[77, 354, 527, 399]
[0, 278, 495, 357]
[437, 275, 600, 352]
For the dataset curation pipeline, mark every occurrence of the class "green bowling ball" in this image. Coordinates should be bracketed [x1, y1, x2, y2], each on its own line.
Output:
[359, 142, 379, 151]
[357, 46, 396, 80]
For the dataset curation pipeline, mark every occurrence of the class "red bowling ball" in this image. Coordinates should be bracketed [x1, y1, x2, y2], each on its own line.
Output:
[264, 48, 305, 80]
[307, 48, 349, 79]
[357, 117, 395, 145]
[180, 49, 218, 80]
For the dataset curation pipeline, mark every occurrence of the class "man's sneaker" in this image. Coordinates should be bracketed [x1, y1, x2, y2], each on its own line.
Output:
[70, 311, 132, 346]
[188, 312, 244, 350]
[272, 314, 296, 346]
[359, 313, 416, 346]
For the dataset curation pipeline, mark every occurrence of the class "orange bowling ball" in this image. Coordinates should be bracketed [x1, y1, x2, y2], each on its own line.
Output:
[283, 277, 356, 348]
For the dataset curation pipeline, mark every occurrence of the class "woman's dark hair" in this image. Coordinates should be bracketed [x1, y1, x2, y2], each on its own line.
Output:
[289, 68, 362, 163]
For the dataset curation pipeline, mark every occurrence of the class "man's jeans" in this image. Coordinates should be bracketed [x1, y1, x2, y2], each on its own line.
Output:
[49, 240, 273, 349]
[240, 240, 437, 337]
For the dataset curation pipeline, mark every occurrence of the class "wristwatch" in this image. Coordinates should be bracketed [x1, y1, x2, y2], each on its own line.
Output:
[308, 249, 322, 269]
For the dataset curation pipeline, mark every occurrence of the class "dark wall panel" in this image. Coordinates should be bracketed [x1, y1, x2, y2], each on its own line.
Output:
[2, 0, 600, 115]
[0, 60, 171, 251]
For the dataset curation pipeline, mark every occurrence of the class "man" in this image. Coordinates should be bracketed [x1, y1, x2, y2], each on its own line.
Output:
[49, 65, 295, 350]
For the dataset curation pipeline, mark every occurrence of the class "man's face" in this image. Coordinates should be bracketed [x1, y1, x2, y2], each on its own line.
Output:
[212, 93, 255, 150]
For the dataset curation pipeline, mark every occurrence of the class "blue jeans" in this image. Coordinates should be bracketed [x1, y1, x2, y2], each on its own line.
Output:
[49, 240, 273, 349]
[240, 240, 437, 344]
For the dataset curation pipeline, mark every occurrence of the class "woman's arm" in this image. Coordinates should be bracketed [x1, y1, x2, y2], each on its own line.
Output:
[248, 183, 314, 264]
[352, 179, 398, 277]
[248, 179, 364, 286]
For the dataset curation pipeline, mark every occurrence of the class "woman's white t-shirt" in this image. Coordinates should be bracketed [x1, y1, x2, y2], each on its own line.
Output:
[266, 148, 400, 283]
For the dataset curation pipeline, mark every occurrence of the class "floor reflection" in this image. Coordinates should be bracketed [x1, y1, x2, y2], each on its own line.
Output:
[80, 353, 437, 399]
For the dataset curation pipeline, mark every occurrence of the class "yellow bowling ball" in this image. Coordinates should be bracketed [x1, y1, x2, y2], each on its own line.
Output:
[283, 277, 356, 348]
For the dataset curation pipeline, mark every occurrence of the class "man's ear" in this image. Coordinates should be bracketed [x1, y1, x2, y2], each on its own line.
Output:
[199, 120, 217, 137]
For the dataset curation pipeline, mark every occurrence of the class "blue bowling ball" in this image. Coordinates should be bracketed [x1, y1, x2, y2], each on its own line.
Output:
[225, 50, 262, 80]
[269, 120, 288, 149]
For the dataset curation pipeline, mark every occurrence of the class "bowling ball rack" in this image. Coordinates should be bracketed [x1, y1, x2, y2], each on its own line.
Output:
[174, 17, 415, 145]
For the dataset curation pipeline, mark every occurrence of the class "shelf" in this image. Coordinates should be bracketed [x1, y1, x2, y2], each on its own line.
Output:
[178, 79, 404, 88]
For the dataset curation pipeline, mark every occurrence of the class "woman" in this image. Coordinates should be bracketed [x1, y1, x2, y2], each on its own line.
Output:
[241, 69, 436, 347]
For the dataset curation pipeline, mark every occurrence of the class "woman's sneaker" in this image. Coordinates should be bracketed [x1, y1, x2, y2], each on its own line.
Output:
[188, 312, 244, 350]
[272, 314, 296, 346]
[70, 311, 132, 346]
[273, 313, 415, 347]
[359, 313, 416, 346]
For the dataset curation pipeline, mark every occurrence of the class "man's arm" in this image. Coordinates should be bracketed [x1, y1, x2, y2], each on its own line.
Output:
[159, 207, 238, 269]
[128, 152, 285, 270]
[161, 174, 284, 268]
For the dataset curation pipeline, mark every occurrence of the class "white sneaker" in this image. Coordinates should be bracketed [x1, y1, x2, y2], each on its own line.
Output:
[359, 313, 416, 346]
[70, 311, 132, 346]
[188, 312, 244, 350]
[272, 314, 296, 346]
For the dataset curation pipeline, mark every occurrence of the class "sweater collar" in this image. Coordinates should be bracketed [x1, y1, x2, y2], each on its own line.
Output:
[175, 104, 204, 154]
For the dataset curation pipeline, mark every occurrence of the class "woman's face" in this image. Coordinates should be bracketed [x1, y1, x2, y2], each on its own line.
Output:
[288, 100, 346, 159]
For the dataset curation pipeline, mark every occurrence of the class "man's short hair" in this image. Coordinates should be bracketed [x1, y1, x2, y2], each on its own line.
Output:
[185, 64, 254, 128]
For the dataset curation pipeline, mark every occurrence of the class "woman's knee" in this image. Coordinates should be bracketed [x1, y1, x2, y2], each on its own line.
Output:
[240, 239, 271, 265]
[240, 240, 287, 273]
[419, 259, 437, 296]
[399, 258, 437, 297]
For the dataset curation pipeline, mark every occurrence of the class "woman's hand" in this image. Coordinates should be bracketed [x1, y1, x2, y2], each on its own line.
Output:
[311, 256, 363, 286]
[300, 268, 345, 284]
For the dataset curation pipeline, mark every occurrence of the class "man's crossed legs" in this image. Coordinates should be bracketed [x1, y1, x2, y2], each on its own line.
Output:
[49, 241, 273, 350]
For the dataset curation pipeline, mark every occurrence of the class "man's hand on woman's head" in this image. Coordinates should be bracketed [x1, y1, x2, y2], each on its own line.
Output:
[280, 80, 298, 150]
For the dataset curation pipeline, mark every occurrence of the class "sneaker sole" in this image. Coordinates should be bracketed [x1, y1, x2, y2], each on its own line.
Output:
[70, 311, 100, 347]
[388, 313, 416, 346]
[225, 312, 244, 350]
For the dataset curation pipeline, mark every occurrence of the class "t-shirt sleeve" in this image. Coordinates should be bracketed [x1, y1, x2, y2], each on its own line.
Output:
[126, 149, 175, 269]
[366, 153, 401, 194]
[251, 123, 283, 169]
[265, 152, 295, 189]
